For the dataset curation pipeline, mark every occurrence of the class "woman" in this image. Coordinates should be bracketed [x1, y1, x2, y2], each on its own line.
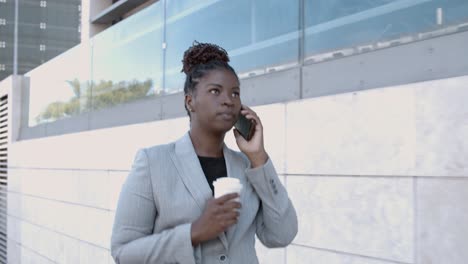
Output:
[111, 42, 298, 264]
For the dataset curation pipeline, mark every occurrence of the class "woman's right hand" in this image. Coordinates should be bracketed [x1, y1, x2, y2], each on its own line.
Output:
[191, 193, 241, 246]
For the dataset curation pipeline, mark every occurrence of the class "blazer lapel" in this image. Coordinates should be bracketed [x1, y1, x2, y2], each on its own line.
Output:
[223, 145, 246, 244]
[170, 132, 229, 250]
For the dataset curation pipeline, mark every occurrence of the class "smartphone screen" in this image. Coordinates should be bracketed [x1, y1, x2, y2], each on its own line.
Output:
[234, 113, 254, 140]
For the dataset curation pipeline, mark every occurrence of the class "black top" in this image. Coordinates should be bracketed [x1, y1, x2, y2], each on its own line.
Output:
[198, 155, 227, 195]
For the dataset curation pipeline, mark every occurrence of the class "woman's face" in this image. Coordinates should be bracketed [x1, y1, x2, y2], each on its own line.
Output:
[187, 69, 242, 134]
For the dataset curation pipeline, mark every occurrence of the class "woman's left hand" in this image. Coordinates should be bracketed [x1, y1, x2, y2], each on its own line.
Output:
[233, 105, 268, 168]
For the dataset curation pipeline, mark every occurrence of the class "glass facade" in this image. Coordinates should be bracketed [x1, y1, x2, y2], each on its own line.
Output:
[0, 0, 15, 81]
[0, 0, 81, 82]
[91, 3, 163, 111]
[26, 43, 91, 126]
[304, 0, 468, 62]
[164, 0, 300, 91]
[24, 0, 468, 126]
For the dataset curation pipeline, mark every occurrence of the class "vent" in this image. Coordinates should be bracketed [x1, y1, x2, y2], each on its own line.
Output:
[0, 94, 7, 263]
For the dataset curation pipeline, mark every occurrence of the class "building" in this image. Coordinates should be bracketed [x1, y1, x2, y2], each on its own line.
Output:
[0, 0, 81, 82]
[1, 0, 468, 263]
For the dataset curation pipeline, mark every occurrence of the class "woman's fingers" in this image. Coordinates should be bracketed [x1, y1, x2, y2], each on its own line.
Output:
[216, 210, 239, 228]
[216, 193, 239, 204]
[244, 114, 260, 126]
[241, 106, 262, 127]
[233, 128, 243, 141]
[219, 210, 240, 221]
[213, 197, 241, 214]
[224, 200, 242, 210]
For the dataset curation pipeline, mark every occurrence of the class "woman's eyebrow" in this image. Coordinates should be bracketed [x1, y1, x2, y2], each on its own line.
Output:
[207, 83, 223, 88]
[206, 83, 240, 90]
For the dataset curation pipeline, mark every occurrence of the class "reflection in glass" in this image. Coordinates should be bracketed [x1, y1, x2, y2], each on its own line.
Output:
[89, 79, 154, 110]
[165, 0, 300, 93]
[91, 2, 164, 111]
[304, 0, 468, 62]
[27, 43, 91, 126]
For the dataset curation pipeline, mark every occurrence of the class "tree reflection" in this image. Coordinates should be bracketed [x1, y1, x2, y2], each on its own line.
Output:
[35, 78, 161, 123]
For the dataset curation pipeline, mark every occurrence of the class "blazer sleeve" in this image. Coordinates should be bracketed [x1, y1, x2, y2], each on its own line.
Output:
[245, 158, 298, 248]
[111, 148, 196, 264]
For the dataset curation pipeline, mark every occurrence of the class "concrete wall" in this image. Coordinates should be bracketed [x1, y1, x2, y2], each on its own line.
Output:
[6, 74, 468, 263]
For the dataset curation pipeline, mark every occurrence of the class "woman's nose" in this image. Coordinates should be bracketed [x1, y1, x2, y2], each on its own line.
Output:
[221, 92, 234, 106]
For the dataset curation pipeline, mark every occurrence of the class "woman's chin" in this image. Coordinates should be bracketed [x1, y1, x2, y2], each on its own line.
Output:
[214, 123, 235, 135]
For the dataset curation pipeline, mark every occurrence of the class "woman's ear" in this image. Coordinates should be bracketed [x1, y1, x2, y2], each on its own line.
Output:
[185, 94, 194, 112]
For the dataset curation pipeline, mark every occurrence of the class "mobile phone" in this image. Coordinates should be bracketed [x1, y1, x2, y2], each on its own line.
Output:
[234, 112, 254, 141]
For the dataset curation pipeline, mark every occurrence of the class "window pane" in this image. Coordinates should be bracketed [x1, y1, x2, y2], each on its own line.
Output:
[304, 0, 468, 62]
[0, 0, 14, 81]
[91, 2, 164, 111]
[17, 0, 80, 74]
[26, 43, 92, 126]
[165, 0, 300, 93]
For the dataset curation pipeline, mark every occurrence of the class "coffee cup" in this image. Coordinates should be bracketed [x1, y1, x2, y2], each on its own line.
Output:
[213, 177, 242, 202]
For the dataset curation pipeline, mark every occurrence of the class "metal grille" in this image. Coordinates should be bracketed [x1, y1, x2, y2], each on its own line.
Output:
[0, 94, 7, 263]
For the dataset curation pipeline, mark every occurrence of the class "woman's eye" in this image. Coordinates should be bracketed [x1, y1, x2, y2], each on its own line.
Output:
[210, 89, 220, 95]
[232, 92, 240, 98]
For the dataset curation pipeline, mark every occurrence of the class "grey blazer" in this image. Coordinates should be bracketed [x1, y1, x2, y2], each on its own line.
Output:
[111, 132, 298, 264]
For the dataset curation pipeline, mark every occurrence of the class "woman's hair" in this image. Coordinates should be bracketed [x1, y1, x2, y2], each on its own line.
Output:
[181, 41, 238, 117]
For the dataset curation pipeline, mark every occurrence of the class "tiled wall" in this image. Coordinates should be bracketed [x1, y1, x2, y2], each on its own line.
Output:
[7, 75, 468, 263]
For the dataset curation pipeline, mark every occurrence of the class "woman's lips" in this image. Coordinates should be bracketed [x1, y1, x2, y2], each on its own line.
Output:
[218, 112, 236, 120]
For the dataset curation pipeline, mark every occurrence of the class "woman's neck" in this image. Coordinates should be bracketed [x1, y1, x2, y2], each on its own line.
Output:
[189, 125, 225, 158]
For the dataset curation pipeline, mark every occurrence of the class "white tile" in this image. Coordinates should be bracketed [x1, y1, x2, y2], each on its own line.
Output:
[20, 245, 55, 264]
[18, 195, 34, 224]
[255, 238, 285, 264]
[56, 203, 82, 239]
[8, 116, 190, 171]
[20, 196, 57, 232]
[20, 169, 44, 197]
[17, 169, 30, 195]
[7, 238, 21, 264]
[79, 242, 110, 264]
[7, 168, 23, 192]
[46, 169, 79, 202]
[413, 76, 468, 176]
[286, 87, 415, 176]
[20, 221, 39, 254]
[21, 169, 48, 197]
[78, 206, 113, 249]
[56, 235, 80, 264]
[7, 192, 22, 219]
[287, 176, 413, 263]
[18, 195, 81, 241]
[287, 245, 398, 264]
[76, 170, 110, 209]
[20, 250, 35, 264]
[7, 215, 21, 244]
[164, 116, 191, 142]
[35, 227, 60, 262]
[15, 194, 113, 252]
[417, 178, 468, 264]
[22, 169, 79, 203]
[109, 171, 128, 211]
